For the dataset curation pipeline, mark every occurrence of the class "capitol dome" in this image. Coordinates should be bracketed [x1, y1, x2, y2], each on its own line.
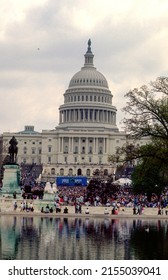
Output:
[68, 39, 109, 89]
[58, 39, 118, 132]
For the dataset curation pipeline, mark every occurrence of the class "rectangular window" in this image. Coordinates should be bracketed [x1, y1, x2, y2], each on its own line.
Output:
[74, 146, 78, 154]
[89, 147, 92, 154]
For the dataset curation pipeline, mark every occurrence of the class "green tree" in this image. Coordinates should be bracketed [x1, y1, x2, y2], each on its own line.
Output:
[123, 77, 168, 141]
[109, 77, 168, 195]
[131, 157, 166, 201]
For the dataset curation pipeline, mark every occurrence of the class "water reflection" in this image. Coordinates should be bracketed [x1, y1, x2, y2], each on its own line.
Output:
[0, 216, 168, 260]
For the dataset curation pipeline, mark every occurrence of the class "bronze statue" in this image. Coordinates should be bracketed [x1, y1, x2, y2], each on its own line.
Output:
[8, 136, 18, 163]
[87, 38, 91, 52]
[88, 38, 91, 47]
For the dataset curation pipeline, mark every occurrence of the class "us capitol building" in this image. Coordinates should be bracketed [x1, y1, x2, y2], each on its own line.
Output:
[0, 40, 148, 182]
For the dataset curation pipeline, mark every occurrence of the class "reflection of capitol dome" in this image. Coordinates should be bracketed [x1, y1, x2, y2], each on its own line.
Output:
[58, 39, 118, 131]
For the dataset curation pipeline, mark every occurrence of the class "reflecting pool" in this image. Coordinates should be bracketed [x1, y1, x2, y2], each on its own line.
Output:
[0, 215, 168, 260]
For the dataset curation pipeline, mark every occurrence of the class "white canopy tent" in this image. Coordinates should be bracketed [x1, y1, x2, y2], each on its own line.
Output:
[113, 178, 132, 186]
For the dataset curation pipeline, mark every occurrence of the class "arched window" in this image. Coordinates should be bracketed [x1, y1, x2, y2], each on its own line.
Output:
[60, 168, 64, 176]
[77, 168, 82, 176]
[104, 169, 108, 176]
[94, 169, 100, 176]
[86, 169, 90, 176]
[69, 168, 73, 176]
[51, 168, 55, 175]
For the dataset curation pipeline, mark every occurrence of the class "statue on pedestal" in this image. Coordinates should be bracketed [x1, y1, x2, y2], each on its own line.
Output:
[8, 136, 18, 164]
[1, 136, 20, 196]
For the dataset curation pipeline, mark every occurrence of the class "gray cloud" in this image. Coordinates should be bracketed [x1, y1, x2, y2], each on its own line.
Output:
[0, 0, 168, 133]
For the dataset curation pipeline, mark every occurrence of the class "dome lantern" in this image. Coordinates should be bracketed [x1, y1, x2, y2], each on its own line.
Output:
[84, 39, 94, 67]
[68, 39, 109, 89]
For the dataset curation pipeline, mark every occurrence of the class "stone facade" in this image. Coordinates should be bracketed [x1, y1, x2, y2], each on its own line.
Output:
[0, 41, 149, 182]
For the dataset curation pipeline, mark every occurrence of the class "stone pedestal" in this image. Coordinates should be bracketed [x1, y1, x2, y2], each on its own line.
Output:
[2, 164, 21, 195]
[43, 193, 55, 201]
[43, 182, 55, 201]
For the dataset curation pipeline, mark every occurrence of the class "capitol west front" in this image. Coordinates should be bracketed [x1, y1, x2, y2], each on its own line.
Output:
[1, 41, 147, 181]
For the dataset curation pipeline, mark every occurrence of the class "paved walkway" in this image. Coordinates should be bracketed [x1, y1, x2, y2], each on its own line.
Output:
[0, 197, 168, 219]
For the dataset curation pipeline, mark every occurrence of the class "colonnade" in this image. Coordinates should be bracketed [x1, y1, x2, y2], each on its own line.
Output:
[59, 108, 116, 124]
[58, 136, 108, 154]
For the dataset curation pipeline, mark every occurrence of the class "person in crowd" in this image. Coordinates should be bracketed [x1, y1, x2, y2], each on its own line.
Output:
[29, 201, 34, 212]
[63, 206, 68, 213]
[45, 204, 50, 213]
[85, 207, 89, 214]
[133, 205, 137, 215]
[111, 207, 115, 215]
[13, 201, 17, 211]
[20, 201, 24, 212]
[104, 208, 109, 215]
[55, 201, 61, 213]
[49, 207, 53, 213]
[137, 204, 142, 215]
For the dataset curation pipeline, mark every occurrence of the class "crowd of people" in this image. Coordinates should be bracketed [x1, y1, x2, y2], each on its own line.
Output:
[54, 185, 168, 209]
[18, 165, 168, 215]
[13, 200, 34, 212]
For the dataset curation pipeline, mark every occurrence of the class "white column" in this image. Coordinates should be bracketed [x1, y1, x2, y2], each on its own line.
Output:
[93, 109, 95, 121]
[72, 137, 74, 153]
[79, 137, 81, 154]
[63, 111, 65, 123]
[114, 113, 116, 125]
[86, 137, 88, 154]
[94, 138, 97, 153]
[66, 110, 68, 122]
[58, 137, 60, 152]
[59, 137, 63, 153]
[78, 109, 80, 121]
[104, 138, 106, 153]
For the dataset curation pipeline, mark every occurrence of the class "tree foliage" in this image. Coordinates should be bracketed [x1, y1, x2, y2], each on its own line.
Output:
[131, 157, 166, 200]
[123, 77, 168, 141]
[109, 77, 168, 195]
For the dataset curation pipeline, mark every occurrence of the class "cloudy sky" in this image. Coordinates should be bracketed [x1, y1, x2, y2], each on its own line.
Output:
[0, 0, 168, 133]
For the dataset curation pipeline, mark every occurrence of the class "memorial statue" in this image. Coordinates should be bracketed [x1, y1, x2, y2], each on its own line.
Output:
[8, 136, 18, 163]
